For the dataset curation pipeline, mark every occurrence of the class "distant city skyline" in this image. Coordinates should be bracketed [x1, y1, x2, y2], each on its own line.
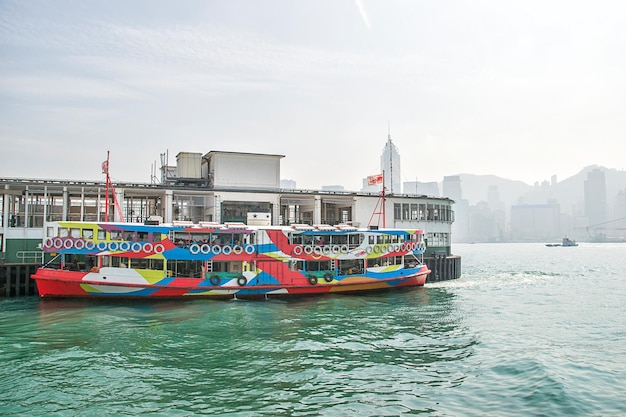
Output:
[1, 1, 625, 189]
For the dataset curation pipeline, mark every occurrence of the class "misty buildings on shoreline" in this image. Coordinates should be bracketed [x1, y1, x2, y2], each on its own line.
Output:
[349, 137, 626, 244]
[447, 168, 626, 243]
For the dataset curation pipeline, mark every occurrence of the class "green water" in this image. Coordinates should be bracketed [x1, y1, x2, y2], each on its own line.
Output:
[1, 243, 625, 416]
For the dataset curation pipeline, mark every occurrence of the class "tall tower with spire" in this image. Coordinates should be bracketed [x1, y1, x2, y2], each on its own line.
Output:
[380, 126, 402, 194]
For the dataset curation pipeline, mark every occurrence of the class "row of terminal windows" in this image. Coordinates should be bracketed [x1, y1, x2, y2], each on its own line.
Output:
[393, 203, 453, 222]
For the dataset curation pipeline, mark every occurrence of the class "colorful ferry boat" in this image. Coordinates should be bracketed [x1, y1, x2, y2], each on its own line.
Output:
[30, 219, 430, 299]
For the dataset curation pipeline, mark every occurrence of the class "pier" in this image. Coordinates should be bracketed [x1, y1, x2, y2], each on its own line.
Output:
[425, 254, 462, 283]
[0, 263, 38, 297]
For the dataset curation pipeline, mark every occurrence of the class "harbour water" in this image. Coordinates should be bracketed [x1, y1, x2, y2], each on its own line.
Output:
[1, 243, 625, 416]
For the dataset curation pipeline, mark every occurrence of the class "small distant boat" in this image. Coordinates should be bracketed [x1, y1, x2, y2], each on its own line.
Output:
[545, 238, 578, 247]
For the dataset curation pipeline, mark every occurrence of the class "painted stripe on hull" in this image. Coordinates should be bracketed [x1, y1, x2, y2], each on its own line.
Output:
[32, 268, 429, 299]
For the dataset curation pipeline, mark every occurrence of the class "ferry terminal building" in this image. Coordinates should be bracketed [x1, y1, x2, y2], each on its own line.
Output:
[0, 150, 461, 289]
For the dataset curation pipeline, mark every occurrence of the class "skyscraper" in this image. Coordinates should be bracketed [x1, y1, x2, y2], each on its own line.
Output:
[381, 133, 401, 194]
[442, 175, 462, 201]
[584, 168, 607, 226]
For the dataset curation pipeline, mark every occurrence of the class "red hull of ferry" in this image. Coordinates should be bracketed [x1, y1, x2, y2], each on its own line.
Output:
[31, 267, 430, 299]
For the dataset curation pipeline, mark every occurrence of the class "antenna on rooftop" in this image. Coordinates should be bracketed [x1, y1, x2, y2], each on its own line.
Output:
[387, 121, 393, 194]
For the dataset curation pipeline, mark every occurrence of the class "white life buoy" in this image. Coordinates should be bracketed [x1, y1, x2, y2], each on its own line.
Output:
[313, 246, 323, 255]
[222, 245, 232, 255]
[341, 245, 349, 253]
[233, 245, 244, 255]
[189, 244, 201, 255]
[200, 244, 211, 255]
[97, 242, 108, 251]
[293, 245, 303, 255]
[119, 242, 131, 252]
[331, 245, 341, 254]
[74, 239, 85, 250]
[212, 245, 222, 255]
[154, 243, 165, 254]
[131, 242, 143, 253]
[85, 240, 96, 251]
[244, 245, 255, 255]
[63, 239, 74, 250]
[108, 242, 119, 251]
[304, 245, 314, 255]
[366, 246, 373, 254]
[144, 243, 154, 253]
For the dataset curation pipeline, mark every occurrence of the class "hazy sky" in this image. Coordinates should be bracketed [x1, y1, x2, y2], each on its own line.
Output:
[1, 0, 625, 190]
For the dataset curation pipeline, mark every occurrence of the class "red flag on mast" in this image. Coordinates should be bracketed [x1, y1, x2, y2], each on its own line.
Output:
[367, 174, 383, 186]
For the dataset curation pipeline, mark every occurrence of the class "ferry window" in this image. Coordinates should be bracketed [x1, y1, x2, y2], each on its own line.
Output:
[349, 233, 363, 246]
[132, 258, 148, 269]
[302, 234, 313, 245]
[110, 230, 123, 240]
[333, 234, 348, 245]
[70, 228, 80, 238]
[111, 257, 129, 268]
[291, 233, 303, 245]
[173, 232, 189, 246]
[47, 226, 55, 238]
[82, 229, 94, 239]
[233, 234, 244, 246]
[169, 260, 203, 278]
[369, 235, 375, 245]
[59, 227, 69, 238]
[212, 261, 228, 272]
[338, 259, 363, 274]
[134, 258, 163, 270]
[124, 231, 135, 241]
[305, 261, 332, 271]
[98, 230, 106, 240]
[137, 232, 149, 242]
[147, 259, 164, 270]
[152, 233, 161, 243]
[190, 232, 209, 244]
[211, 233, 231, 245]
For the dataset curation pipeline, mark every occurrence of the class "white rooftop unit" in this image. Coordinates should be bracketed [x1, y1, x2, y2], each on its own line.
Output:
[176, 152, 202, 179]
[204, 151, 283, 189]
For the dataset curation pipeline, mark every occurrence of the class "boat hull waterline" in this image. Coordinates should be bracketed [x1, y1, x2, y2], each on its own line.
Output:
[32, 268, 429, 299]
